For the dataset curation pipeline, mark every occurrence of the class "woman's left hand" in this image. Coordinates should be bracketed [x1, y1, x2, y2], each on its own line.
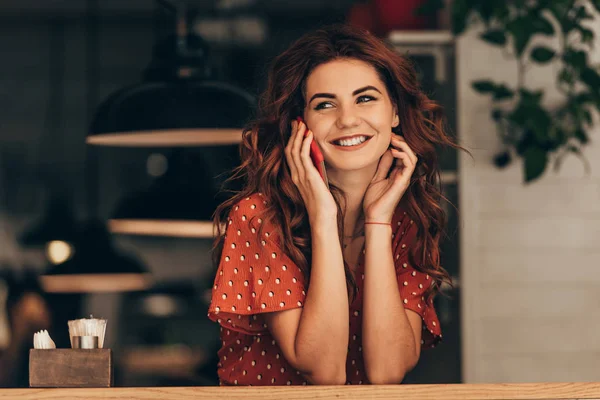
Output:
[362, 133, 418, 222]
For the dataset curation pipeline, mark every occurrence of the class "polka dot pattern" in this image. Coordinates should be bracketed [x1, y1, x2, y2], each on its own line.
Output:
[208, 193, 442, 386]
[208, 194, 307, 337]
[392, 208, 442, 349]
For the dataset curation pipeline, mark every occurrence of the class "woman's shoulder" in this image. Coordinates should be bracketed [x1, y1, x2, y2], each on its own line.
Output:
[229, 192, 270, 218]
[227, 192, 278, 233]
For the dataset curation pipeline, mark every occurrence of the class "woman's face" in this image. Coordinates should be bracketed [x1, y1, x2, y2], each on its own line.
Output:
[303, 58, 399, 172]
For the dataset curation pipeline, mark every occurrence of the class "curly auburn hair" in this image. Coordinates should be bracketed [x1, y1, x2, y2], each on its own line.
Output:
[211, 23, 467, 304]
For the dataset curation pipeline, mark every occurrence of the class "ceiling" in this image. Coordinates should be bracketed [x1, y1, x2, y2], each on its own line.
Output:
[0, 0, 354, 17]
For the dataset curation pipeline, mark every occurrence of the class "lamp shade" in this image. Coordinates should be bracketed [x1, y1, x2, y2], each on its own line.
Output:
[87, 80, 254, 147]
[108, 148, 241, 238]
[86, 21, 255, 148]
[40, 219, 151, 293]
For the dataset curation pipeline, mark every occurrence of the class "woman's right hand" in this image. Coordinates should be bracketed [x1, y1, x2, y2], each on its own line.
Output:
[285, 119, 338, 223]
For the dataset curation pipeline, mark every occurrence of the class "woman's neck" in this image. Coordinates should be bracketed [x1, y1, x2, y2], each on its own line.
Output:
[343, 203, 365, 238]
[326, 161, 379, 238]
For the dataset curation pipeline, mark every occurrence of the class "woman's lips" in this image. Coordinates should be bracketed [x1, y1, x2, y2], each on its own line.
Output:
[330, 136, 373, 151]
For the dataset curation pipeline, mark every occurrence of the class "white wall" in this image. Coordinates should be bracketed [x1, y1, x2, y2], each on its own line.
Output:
[458, 6, 600, 382]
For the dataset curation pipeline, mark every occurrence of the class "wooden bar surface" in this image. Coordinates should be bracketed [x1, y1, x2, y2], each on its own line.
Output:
[1, 382, 600, 399]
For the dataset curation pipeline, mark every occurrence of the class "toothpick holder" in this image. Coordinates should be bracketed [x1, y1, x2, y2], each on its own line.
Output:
[29, 348, 113, 388]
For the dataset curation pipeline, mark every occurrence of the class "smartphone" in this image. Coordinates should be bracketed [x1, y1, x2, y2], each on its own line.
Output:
[296, 116, 329, 189]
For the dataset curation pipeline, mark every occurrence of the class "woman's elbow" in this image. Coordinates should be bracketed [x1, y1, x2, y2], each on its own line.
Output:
[367, 357, 417, 384]
[307, 366, 346, 385]
[367, 370, 405, 385]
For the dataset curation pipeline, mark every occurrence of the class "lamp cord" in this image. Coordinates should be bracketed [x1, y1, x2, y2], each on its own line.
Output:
[85, 0, 99, 220]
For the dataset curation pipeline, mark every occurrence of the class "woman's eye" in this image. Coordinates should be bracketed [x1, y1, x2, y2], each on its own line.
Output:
[314, 95, 375, 110]
[314, 102, 332, 110]
[357, 95, 375, 103]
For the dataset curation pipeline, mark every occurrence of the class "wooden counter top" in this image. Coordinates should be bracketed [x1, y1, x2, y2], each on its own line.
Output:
[1, 382, 599, 400]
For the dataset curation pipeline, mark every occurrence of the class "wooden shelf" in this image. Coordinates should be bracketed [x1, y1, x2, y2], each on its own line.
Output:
[109, 219, 226, 239]
[387, 30, 454, 45]
[87, 128, 243, 147]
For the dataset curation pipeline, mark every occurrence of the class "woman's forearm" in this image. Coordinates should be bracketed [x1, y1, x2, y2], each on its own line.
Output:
[294, 216, 349, 383]
[362, 223, 418, 384]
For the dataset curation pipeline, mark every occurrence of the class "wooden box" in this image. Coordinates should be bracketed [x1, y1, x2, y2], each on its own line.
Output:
[29, 349, 113, 388]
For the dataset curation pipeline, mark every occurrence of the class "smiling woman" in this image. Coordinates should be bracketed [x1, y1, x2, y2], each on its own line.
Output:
[207, 24, 467, 386]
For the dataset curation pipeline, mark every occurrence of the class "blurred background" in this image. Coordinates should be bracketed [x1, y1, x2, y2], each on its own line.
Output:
[0, 0, 598, 388]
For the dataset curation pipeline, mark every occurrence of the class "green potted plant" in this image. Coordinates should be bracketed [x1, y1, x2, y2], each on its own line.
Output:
[419, 0, 600, 182]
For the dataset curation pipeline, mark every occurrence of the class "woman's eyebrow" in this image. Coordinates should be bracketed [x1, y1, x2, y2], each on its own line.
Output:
[308, 85, 382, 104]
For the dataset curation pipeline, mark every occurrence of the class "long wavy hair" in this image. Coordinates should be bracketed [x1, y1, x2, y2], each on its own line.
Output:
[211, 24, 466, 304]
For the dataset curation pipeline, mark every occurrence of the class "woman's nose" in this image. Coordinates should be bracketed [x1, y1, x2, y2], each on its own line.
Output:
[336, 108, 361, 129]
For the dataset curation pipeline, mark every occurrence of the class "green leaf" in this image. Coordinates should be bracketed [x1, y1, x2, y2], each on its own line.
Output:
[576, 26, 595, 45]
[474, 1, 498, 25]
[492, 109, 504, 121]
[583, 110, 593, 126]
[450, 0, 470, 35]
[574, 128, 589, 144]
[523, 146, 548, 183]
[516, 129, 535, 156]
[480, 30, 507, 46]
[558, 68, 575, 85]
[508, 104, 529, 127]
[574, 92, 593, 105]
[530, 46, 555, 63]
[528, 107, 551, 143]
[562, 49, 588, 71]
[493, 151, 512, 168]
[415, 0, 446, 16]
[574, 5, 594, 21]
[550, 126, 568, 147]
[591, 0, 600, 13]
[519, 88, 544, 107]
[591, 92, 600, 111]
[492, 4, 510, 24]
[548, 1, 574, 33]
[580, 67, 600, 91]
[493, 84, 514, 100]
[507, 17, 532, 57]
[472, 80, 497, 94]
[531, 15, 554, 35]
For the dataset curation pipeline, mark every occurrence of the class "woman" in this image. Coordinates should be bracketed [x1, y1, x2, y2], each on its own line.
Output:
[208, 24, 463, 386]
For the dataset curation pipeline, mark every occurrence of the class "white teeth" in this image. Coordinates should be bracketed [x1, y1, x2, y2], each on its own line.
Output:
[334, 136, 368, 147]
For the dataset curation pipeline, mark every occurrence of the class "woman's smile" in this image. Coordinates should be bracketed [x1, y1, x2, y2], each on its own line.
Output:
[329, 135, 374, 151]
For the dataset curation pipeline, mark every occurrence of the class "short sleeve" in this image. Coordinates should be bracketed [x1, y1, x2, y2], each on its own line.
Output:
[392, 208, 442, 349]
[208, 194, 307, 335]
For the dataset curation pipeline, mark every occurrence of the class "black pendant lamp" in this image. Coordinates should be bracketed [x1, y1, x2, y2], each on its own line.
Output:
[18, 196, 78, 247]
[18, 196, 79, 265]
[40, 219, 151, 293]
[108, 147, 242, 238]
[86, 4, 255, 147]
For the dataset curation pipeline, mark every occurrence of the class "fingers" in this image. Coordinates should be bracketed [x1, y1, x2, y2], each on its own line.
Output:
[390, 134, 418, 168]
[291, 121, 307, 162]
[285, 120, 309, 184]
[300, 129, 316, 176]
[391, 150, 412, 173]
[373, 148, 395, 182]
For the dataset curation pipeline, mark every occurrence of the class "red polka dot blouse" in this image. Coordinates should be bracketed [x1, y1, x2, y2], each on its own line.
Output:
[208, 192, 442, 385]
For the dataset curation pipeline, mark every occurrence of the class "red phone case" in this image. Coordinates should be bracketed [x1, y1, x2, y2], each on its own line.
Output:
[296, 116, 329, 189]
